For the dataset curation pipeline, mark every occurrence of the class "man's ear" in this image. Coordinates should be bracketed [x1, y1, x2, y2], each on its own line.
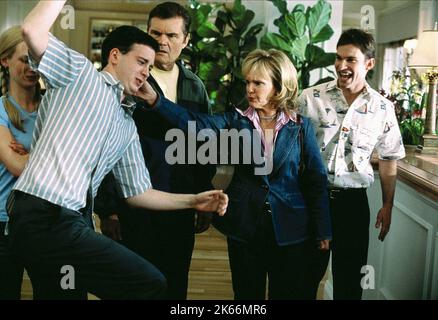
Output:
[182, 33, 190, 48]
[108, 48, 121, 65]
[366, 57, 375, 71]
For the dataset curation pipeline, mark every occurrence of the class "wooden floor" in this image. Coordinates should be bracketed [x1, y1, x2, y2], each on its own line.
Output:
[187, 227, 233, 300]
[20, 223, 326, 300]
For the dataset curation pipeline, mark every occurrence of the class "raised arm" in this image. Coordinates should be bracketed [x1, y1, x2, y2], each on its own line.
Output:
[21, 0, 67, 61]
[0, 127, 29, 177]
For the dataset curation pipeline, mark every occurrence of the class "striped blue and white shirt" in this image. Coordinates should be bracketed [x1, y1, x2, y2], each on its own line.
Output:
[14, 34, 151, 211]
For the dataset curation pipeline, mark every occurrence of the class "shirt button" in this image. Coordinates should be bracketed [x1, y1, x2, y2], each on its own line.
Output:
[261, 184, 269, 190]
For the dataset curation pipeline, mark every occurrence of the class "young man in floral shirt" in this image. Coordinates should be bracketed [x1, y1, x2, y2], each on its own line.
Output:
[297, 28, 405, 300]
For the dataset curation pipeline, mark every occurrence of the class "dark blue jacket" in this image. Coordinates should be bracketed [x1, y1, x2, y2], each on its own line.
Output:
[153, 96, 332, 245]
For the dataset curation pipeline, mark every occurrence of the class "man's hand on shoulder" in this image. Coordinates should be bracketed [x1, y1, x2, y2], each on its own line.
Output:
[135, 81, 158, 107]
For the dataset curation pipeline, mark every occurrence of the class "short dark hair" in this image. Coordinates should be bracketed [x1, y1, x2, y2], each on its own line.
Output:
[147, 1, 191, 36]
[337, 28, 375, 59]
[101, 25, 159, 69]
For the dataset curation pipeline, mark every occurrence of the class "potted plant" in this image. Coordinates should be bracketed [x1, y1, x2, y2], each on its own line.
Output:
[260, 0, 336, 92]
[182, 0, 263, 112]
[380, 70, 427, 148]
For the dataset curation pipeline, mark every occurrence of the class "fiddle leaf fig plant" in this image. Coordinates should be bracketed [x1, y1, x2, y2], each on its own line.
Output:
[261, 0, 336, 91]
[182, 0, 263, 112]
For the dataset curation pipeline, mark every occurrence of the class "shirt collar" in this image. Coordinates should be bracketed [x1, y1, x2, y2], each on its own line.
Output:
[101, 71, 124, 97]
[326, 79, 339, 92]
[236, 107, 299, 124]
[327, 79, 372, 97]
[101, 71, 121, 87]
[121, 96, 136, 115]
[100, 71, 136, 114]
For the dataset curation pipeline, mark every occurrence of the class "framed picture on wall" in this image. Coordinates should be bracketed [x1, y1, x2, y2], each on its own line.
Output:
[89, 19, 132, 69]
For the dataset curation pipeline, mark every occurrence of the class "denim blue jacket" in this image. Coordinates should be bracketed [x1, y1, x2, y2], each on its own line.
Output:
[153, 96, 332, 245]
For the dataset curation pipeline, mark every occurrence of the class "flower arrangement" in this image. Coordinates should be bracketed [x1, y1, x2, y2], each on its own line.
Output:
[380, 70, 427, 146]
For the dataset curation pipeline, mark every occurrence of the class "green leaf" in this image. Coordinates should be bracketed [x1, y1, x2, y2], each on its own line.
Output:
[241, 36, 258, 55]
[306, 45, 335, 68]
[289, 36, 308, 61]
[311, 24, 334, 43]
[277, 18, 294, 40]
[270, 0, 288, 15]
[199, 62, 225, 81]
[235, 10, 255, 32]
[197, 40, 225, 58]
[190, 4, 212, 30]
[199, 4, 212, 20]
[292, 4, 305, 13]
[285, 11, 306, 37]
[223, 35, 239, 56]
[260, 33, 290, 52]
[244, 23, 264, 40]
[231, 0, 245, 21]
[308, 0, 332, 37]
[215, 10, 228, 34]
[198, 22, 220, 38]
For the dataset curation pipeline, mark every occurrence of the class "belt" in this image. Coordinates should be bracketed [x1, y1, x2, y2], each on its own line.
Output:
[328, 187, 365, 200]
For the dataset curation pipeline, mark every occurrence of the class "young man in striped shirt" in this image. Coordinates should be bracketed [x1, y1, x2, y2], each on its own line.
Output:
[6, 0, 228, 300]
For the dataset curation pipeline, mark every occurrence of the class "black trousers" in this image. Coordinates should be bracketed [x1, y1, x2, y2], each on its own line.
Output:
[117, 209, 195, 300]
[0, 222, 24, 299]
[227, 210, 308, 300]
[303, 188, 370, 300]
[7, 191, 166, 300]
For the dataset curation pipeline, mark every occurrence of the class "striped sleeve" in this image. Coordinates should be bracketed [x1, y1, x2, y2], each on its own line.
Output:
[29, 33, 86, 89]
[112, 137, 152, 198]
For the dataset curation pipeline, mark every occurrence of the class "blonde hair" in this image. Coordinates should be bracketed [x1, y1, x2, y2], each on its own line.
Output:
[0, 25, 38, 132]
[242, 49, 298, 113]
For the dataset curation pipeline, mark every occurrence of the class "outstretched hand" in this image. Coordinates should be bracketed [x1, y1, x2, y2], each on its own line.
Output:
[192, 190, 228, 216]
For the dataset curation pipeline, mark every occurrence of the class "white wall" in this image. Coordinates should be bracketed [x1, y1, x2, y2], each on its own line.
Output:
[377, 1, 420, 44]
[0, 0, 37, 31]
[53, 10, 147, 57]
[362, 175, 438, 299]
[418, 0, 438, 33]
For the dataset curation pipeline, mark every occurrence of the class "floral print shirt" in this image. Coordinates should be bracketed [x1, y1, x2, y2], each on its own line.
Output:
[297, 80, 405, 188]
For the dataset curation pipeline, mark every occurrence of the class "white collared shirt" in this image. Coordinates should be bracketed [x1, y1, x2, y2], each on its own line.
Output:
[297, 80, 405, 188]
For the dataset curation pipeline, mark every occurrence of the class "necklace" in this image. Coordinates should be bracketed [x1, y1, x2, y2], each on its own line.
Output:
[259, 113, 277, 121]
